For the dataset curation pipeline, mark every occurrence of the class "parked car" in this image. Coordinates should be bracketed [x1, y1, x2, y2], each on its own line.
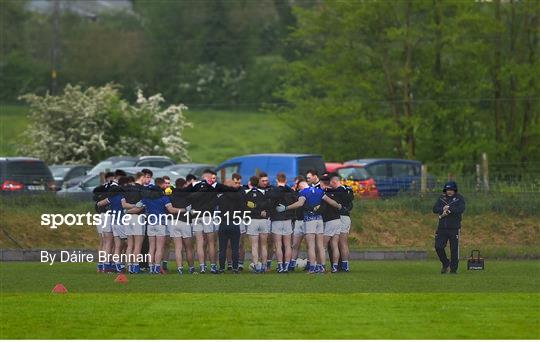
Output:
[324, 162, 344, 173]
[165, 163, 215, 179]
[57, 167, 181, 201]
[215, 153, 326, 185]
[330, 163, 379, 199]
[49, 164, 93, 190]
[88, 156, 176, 175]
[0, 157, 55, 193]
[344, 158, 422, 197]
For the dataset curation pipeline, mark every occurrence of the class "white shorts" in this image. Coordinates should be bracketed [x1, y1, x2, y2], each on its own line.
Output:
[95, 213, 105, 235]
[340, 215, 351, 234]
[293, 220, 305, 236]
[305, 219, 324, 235]
[324, 219, 342, 237]
[247, 218, 271, 236]
[168, 221, 192, 238]
[112, 224, 127, 239]
[125, 214, 145, 236]
[271, 220, 293, 235]
[240, 222, 247, 234]
[98, 213, 113, 234]
[147, 224, 167, 237]
[192, 222, 218, 234]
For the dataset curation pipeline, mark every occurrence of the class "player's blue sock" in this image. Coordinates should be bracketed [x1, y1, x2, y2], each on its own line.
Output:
[319, 264, 326, 273]
[189, 266, 195, 274]
[342, 260, 349, 272]
[332, 263, 338, 273]
[133, 264, 140, 273]
[304, 261, 311, 271]
[177, 267, 184, 275]
[284, 261, 290, 272]
[97, 263, 104, 272]
[308, 264, 316, 273]
[210, 264, 218, 274]
[200, 263, 206, 273]
[154, 265, 161, 274]
[277, 262, 283, 273]
[288, 259, 296, 271]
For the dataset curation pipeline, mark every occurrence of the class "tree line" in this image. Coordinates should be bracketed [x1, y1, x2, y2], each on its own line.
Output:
[276, 0, 539, 171]
[1, 0, 538, 171]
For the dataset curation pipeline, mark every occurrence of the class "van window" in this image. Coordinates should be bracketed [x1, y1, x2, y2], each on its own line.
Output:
[218, 164, 240, 182]
[391, 163, 419, 177]
[298, 157, 326, 177]
[337, 167, 370, 181]
[366, 163, 389, 178]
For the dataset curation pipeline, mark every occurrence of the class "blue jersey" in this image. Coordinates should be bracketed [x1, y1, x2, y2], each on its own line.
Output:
[109, 193, 124, 222]
[299, 187, 325, 221]
[142, 195, 171, 216]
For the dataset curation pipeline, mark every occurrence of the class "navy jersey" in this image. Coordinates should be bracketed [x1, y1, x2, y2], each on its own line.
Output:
[244, 187, 270, 220]
[321, 188, 341, 222]
[123, 183, 144, 205]
[170, 188, 190, 222]
[267, 185, 297, 221]
[93, 181, 117, 214]
[336, 185, 354, 216]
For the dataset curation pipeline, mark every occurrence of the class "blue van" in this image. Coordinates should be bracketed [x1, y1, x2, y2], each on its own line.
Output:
[344, 159, 422, 197]
[216, 154, 326, 185]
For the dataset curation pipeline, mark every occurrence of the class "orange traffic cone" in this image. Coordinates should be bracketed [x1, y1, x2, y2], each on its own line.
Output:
[115, 273, 128, 283]
[52, 283, 68, 293]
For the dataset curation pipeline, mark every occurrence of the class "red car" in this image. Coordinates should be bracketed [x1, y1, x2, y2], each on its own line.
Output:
[325, 162, 379, 199]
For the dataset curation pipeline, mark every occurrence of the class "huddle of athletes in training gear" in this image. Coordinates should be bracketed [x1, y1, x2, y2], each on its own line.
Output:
[93, 168, 354, 275]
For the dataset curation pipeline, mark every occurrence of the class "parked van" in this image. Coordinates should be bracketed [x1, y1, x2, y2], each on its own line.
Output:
[216, 153, 326, 185]
[344, 158, 422, 197]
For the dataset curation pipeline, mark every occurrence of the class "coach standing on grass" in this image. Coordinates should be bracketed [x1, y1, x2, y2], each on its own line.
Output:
[432, 181, 466, 274]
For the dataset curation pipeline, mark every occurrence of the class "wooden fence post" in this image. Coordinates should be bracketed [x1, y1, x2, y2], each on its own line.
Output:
[476, 163, 481, 192]
[482, 152, 490, 192]
[421, 164, 427, 193]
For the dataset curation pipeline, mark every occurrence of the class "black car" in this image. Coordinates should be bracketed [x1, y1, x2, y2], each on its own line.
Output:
[49, 164, 93, 190]
[0, 157, 55, 193]
[88, 156, 176, 175]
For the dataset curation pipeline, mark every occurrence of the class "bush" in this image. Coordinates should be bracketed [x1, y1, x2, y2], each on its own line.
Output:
[18, 84, 192, 164]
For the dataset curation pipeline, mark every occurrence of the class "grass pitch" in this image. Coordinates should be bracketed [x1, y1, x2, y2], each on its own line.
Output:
[1, 260, 538, 339]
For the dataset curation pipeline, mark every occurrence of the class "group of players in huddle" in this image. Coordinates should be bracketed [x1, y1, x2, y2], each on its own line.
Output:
[93, 168, 354, 275]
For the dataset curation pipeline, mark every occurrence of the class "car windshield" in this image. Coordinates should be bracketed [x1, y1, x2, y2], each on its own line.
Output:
[50, 166, 72, 178]
[90, 160, 135, 174]
[170, 166, 193, 178]
[337, 167, 370, 181]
